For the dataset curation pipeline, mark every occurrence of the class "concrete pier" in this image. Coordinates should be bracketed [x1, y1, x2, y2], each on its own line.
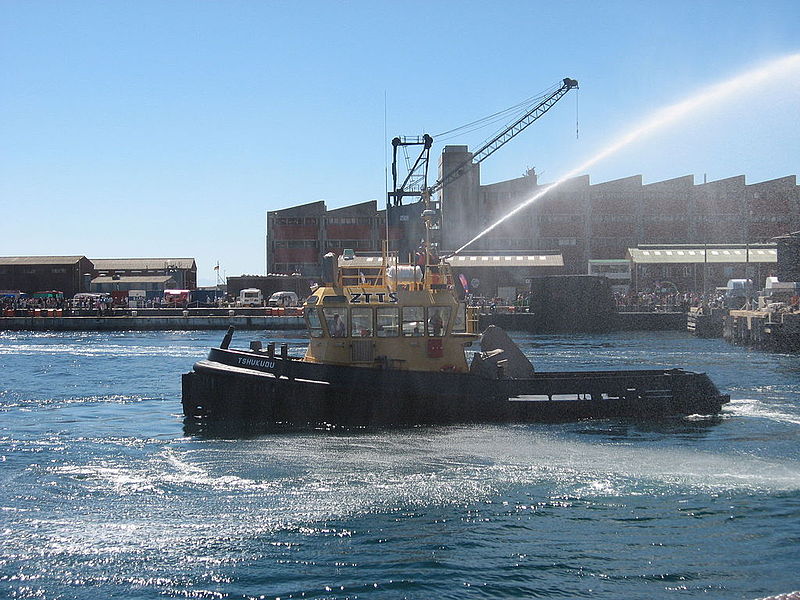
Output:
[0, 314, 305, 331]
[687, 307, 726, 338]
[4, 307, 689, 333]
[723, 309, 800, 351]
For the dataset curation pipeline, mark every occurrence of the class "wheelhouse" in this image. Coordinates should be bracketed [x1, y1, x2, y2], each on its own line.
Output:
[301, 251, 478, 372]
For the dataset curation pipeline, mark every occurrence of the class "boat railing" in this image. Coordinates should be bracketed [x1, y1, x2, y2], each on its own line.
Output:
[466, 305, 479, 334]
[337, 258, 457, 293]
[339, 266, 385, 288]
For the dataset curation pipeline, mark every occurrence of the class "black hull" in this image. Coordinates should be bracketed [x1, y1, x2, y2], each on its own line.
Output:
[181, 348, 730, 426]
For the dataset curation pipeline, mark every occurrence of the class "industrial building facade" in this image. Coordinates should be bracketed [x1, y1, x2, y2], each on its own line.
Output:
[89, 275, 178, 293]
[0, 256, 197, 297]
[92, 258, 197, 290]
[266, 144, 799, 286]
[0, 256, 94, 298]
[439, 146, 799, 272]
[627, 244, 778, 293]
[266, 201, 390, 278]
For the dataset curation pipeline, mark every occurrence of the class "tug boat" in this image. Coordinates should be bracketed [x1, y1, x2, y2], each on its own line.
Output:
[181, 245, 730, 426]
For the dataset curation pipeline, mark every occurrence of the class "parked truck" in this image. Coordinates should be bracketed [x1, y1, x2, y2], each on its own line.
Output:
[238, 288, 263, 307]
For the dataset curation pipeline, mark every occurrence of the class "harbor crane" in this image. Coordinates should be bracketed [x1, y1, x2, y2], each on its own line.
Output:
[387, 77, 579, 255]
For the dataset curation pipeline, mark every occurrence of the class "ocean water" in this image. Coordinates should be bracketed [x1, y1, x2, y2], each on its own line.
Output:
[1, 329, 799, 600]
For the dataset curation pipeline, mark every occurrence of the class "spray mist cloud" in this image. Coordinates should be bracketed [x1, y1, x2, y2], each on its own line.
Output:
[453, 53, 800, 256]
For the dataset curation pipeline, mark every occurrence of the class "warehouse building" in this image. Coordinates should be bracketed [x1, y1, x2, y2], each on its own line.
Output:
[442, 150, 798, 275]
[627, 243, 778, 292]
[89, 275, 178, 293]
[266, 145, 799, 288]
[266, 201, 387, 278]
[0, 256, 94, 297]
[91, 258, 197, 289]
[444, 253, 564, 301]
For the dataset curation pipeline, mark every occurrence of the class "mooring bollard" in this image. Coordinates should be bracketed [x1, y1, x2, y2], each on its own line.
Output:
[220, 326, 235, 349]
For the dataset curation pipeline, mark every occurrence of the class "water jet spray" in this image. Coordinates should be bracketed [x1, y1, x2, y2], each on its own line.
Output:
[451, 53, 800, 256]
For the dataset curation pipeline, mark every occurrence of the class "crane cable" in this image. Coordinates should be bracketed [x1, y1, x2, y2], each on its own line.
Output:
[435, 85, 559, 141]
[433, 81, 562, 142]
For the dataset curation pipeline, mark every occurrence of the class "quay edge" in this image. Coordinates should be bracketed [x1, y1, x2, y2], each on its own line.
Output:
[723, 309, 800, 351]
[0, 315, 305, 331]
[480, 311, 687, 332]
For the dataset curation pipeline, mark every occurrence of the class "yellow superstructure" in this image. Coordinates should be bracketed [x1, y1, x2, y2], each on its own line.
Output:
[301, 255, 479, 372]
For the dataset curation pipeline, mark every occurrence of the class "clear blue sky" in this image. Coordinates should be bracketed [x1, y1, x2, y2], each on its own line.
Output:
[2, 1, 799, 285]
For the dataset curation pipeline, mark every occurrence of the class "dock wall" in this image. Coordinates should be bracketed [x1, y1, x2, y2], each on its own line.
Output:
[723, 310, 800, 351]
[479, 311, 686, 333]
[687, 308, 726, 338]
[0, 315, 305, 331]
[4, 308, 688, 333]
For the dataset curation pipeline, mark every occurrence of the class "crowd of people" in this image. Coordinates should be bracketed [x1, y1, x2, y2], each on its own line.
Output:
[611, 290, 798, 313]
[0, 293, 192, 315]
[1, 294, 65, 311]
[613, 291, 720, 313]
[464, 294, 531, 314]
[1, 292, 263, 316]
[1, 294, 116, 315]
[463, 290, 738, 314]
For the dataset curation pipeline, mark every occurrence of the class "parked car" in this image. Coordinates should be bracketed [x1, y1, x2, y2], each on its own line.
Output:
[267, 291, 299, 307]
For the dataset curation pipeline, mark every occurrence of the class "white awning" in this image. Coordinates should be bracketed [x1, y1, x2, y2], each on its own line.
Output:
[338, 254, 564, 268]
[445, 254, 563, 267]
[628, 247, 777, 264]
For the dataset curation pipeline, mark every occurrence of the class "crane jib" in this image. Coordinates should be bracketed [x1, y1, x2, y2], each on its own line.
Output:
[431, 77, 579, 195]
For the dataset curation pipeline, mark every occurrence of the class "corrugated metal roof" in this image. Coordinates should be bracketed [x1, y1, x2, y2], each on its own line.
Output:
[91, 275, 175, 284]
[0, 256, 86, 265]
[92, 258, 196, 270]
[628, 248, 777, 264]
[446, 255, 564, 267]
[337, 255, 564, 268]
[268, 200, 326, 217]
[327, 200, 377, 215]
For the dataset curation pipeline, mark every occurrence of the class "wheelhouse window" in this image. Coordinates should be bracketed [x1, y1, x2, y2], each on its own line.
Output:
[376, 307, 399, 337]
[304, 307, 324, 338]
[350, 307, 373, 337]
[427, 306, 450, 337]
[323, 308, 348, 337]
[402, 306, 424, 336]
